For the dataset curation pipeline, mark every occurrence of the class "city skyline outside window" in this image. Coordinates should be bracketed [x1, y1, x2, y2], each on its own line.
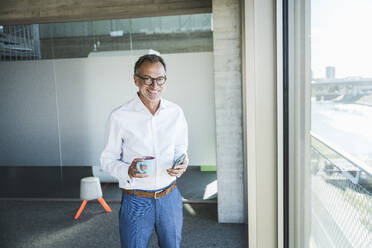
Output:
[310, 0, 372, 247]
[311, 0, 372, 79]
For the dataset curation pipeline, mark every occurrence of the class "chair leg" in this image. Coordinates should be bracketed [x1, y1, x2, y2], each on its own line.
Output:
[98, 197, 112, 213]
[74, 200, 88, 219]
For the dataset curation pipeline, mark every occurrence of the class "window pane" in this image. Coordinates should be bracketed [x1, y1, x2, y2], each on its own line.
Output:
[311, 0, 372, 247]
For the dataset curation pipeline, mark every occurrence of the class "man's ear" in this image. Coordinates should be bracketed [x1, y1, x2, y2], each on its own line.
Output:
[133, 74, 139, 87]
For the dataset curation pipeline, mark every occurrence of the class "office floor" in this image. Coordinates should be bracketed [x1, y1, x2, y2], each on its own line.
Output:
[0, 166, 247, 247]
[0, 200, 247, 248]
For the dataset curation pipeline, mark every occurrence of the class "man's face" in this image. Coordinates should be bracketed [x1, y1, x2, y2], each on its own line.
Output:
[134, 61, 166, 104]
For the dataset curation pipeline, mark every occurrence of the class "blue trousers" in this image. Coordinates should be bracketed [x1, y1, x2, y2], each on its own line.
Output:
[119, 183, 183, 248]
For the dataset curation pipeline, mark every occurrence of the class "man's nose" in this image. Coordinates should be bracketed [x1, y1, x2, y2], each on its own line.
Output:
[150, 80, 159, 88]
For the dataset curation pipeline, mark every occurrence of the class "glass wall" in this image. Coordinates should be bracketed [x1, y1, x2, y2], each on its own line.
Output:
[0, 14, 216, 200]
[310, 0, 372, 247]
[0, 14, 212, 61]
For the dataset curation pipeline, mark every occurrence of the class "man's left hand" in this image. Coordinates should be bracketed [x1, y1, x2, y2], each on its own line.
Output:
[167, 156, 188, 178]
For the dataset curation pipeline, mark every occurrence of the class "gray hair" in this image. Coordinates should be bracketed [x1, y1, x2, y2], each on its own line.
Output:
[134, 54, 166, 74]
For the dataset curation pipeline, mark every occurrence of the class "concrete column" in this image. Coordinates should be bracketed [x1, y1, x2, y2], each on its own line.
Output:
[212, 0, 245, 223]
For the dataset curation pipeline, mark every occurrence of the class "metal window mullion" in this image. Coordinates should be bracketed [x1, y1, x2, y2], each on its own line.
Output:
[288, 0, 312, 248]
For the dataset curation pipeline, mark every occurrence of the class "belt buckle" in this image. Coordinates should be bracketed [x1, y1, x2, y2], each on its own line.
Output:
[154, 189, 163, 199]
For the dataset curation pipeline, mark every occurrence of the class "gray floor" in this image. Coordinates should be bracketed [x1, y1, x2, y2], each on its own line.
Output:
[0, 166, 247, 247]
[0, 200, 247, 248]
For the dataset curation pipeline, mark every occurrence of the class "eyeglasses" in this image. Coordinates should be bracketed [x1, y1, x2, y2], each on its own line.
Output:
[135, 74, 167, 86]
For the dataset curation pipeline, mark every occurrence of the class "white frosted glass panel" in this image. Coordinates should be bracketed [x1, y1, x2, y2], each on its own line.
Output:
[0, 52, 216, 168]
[0, 61, 60, 165]
[55, 52, 216, 167]
[55, 56, 137, 166]
[163, 53, 216, 166]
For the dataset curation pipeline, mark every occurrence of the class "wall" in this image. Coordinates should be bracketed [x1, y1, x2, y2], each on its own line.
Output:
[212, 0, 245, 223]
[0, 52, 216, 168]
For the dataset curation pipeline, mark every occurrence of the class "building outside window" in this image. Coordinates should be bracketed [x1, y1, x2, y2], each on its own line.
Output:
[309, 0, 372, 247]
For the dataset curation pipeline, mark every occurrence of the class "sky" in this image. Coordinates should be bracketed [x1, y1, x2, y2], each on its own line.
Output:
[311, 0, 372, 79]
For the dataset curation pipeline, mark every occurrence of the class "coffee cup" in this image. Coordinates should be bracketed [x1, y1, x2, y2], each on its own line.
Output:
[136, 156, 156, 176]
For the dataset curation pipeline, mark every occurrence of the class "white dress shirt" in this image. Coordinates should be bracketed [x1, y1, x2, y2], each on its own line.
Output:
[100, 94, 188, 190]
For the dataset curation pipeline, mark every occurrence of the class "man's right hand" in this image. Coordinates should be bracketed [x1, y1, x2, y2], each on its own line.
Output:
[128, 158, 148, 178]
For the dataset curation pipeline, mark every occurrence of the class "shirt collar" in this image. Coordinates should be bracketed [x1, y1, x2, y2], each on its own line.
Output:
[134, 93, 167, 112]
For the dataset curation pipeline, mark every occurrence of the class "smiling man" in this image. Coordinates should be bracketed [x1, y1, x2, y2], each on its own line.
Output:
[100, 54, 188, 248]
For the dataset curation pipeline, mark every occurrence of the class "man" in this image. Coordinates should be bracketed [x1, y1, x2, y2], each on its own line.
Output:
[100, 54, 188, 248]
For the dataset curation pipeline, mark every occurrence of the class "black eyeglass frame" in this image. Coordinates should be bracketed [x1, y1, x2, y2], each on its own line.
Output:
[135, 74, 167, 86]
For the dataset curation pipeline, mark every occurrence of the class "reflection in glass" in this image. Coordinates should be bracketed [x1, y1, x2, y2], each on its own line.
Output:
[0, 24, 41, 61]
[0, 14, 213, 61]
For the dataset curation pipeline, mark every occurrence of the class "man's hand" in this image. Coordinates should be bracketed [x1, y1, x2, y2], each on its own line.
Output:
[128, 158, 148, 178]
[167, 156, 188, 178]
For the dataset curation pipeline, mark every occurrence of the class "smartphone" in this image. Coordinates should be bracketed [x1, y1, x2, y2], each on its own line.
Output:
[172, 154, 185, 169]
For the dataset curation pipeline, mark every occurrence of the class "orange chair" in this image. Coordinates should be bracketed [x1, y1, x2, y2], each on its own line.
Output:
[74, 177, 111, 219]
